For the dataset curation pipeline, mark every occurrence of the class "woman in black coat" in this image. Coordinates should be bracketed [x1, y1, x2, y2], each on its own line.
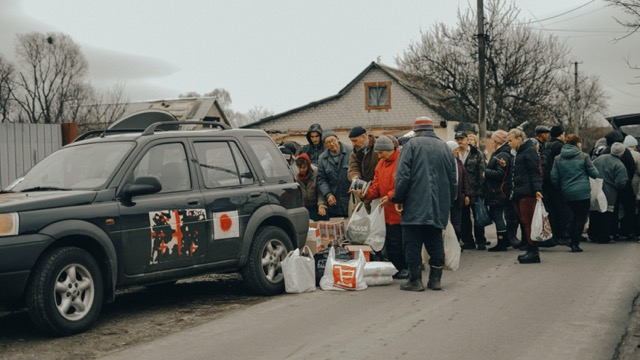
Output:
[507, 129, 543, 264]
[485, 130, 513, 252]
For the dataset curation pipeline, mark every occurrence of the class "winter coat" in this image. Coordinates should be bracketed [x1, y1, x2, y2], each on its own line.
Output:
[542, 137, 564, 183]
[602, 145, 636, 186]
[593, 154, 628, 211]
[392, 131, 457, 229]
[484, 142, 512, 206]
[317, 142, 353, 217]
[509, 139, 543, 201]
[364, 149, 401, 225]
[550, 144, 599, 202]
[300, 123, 325, 164]
[629, 150, 640, 201]
[296, 164, 327, 209]
[348, 134, 379, 182]
[459, 145, 485, 203]
[453, 157, 470, 208]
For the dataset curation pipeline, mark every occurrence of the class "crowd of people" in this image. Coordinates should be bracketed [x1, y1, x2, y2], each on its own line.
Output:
[284, 117, 640, 292]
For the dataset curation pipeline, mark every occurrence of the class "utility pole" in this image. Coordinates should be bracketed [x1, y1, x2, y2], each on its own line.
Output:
[477, 0, 487, 146]
[573, 62, 580, 137]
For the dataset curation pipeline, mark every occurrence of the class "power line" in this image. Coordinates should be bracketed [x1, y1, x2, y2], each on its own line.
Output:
[522, 0, 598, 25]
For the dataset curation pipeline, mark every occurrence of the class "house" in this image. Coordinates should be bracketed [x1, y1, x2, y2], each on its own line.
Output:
[243, 61, 459, 145]
[120, 97, 232, 127]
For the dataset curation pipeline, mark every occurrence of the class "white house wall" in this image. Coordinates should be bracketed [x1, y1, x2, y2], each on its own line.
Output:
[250, 68, 446, 134]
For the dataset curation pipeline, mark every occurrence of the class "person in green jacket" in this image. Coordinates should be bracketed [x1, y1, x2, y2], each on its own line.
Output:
[550, 134, 599, 252]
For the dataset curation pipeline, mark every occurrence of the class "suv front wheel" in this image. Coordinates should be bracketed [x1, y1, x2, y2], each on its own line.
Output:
[242, 226, 292, 295]
[26, 247, 104, 336]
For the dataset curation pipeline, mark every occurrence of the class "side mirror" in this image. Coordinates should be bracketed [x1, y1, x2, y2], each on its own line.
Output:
[122, 176, 162, 199]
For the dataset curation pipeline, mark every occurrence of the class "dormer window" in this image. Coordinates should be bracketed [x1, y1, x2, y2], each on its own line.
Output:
[365, 82, 391, 111]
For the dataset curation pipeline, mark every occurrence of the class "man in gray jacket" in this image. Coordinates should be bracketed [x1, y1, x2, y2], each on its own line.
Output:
[393, 117, 457, 291]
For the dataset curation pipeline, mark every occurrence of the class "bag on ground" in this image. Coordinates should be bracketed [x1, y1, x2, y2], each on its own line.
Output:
[313, 246, 352, 286]
[443, 221, 461, 271]
[590, 177, 607, 213]
[531, 199, 553, 242]
[365, 204, 386, 252]
[282, 246, 316, 294]
[473, 197, 492, 227]
[363, 275, 394, 286]
[320, 247, 367, 291]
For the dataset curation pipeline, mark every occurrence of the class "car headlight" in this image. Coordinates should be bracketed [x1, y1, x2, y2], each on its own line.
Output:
[0, 213, 19, 236]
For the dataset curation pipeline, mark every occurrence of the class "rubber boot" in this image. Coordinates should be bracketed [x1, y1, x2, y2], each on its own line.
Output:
[518, 245, 540, 264]
[488, 231, 509, 252]
[400, 267, 425, 291]
[427, 266, 443, 290]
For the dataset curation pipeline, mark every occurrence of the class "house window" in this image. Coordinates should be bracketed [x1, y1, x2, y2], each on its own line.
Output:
[365, 82, 391, 111]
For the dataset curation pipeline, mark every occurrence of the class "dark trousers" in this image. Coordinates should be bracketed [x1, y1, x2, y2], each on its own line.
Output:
[461, 203, 487, 245]
[504, 201, 522, 243]
[402, 225, 444, 269]
[566, 199, 590, 245]
[488, 203, 506, 232]
[513, 197, 537, 245]
[450, 205, 463, 241]
[589, 211, 614, 243]
[543, 183, 572, 239]
[385, 224, 406, 271]
[618, 184, 637, 237]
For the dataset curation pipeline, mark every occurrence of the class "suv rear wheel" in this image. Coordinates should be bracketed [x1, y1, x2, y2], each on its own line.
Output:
[26, 247, 104, 336]
[242, 226, 292, 295]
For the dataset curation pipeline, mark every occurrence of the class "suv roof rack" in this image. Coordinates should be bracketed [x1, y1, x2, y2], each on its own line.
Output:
[142, 121, 230, 135]
[74, 128, 146, 142]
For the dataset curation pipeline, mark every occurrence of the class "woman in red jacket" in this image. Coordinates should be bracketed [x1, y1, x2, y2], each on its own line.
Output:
[356, 135, 408, 279]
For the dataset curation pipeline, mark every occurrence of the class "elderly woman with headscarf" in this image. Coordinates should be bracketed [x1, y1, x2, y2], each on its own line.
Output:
[506, 129, 543, 264]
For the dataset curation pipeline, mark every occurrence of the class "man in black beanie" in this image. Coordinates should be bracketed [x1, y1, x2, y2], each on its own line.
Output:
[347, 126, 379, 184]
[540, 125, 570, 246]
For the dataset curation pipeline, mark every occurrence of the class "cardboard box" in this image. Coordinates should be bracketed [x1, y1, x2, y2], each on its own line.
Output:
[305, 227, 322, 254]
[318, 218, 348, 245]
[345, 244, 372, 262]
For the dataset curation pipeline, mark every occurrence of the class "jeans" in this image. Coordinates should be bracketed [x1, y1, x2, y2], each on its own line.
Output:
[402, 224, 444, 269]
[488, 204, 506, 232]
[461, 204, 487, 245]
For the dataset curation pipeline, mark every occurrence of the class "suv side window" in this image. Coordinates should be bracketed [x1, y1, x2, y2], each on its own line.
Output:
[194, 141, 254, 188]
[246, 136, 291, 181]
[133, 143, 191, 193]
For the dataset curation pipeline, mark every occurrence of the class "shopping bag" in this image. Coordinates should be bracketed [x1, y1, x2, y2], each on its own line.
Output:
[589, 178, 607, 213]
[443, 221, 461, 271]
[346, 202, 370, 244]
[366, 204, 386, 252]
[320, 247, 367, 291]
[281, 246, 316, 294]
[313, 246, 352, 286]
[473, 197, 492, 227]
[531, 199, 553, 242]
[421, 221, 460, 271]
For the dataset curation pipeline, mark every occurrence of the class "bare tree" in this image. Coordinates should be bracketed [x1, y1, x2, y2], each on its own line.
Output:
[0, 56, 16, 123]
[244, 105, 274, 126]
[12, 32, 90, 124]
[396, 0, 606, 132]
[74, 81, 129, 133]
[606, 0, 640, 38]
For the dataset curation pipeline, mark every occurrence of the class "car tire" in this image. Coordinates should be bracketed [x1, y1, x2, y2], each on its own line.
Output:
[26, 247, 104, 336]
[242, 226, 292, 295]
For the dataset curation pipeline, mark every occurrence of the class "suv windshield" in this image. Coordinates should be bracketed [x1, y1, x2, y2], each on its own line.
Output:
[9, 142, 134, 192]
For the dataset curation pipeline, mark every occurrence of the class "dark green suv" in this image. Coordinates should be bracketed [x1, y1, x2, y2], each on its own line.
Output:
[0, 121, 308, 335]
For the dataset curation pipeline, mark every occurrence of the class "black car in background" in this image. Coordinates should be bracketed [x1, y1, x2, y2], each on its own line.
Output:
[0, 121, 308, 335]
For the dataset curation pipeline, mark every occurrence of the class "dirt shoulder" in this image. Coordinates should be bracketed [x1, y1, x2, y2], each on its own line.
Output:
[614, 292, 640, 360]
[0, 274, 270, 360]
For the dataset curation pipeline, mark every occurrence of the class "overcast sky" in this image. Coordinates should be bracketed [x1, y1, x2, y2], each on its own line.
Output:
[1, 0, 638, 119]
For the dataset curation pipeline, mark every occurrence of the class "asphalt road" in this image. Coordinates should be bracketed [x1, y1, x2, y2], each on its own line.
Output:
[100, 238, 640, 360]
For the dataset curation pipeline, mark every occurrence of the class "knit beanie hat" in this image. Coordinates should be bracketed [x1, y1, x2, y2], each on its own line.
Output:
[623, 135, 638, 147]
[446, 140, 459, 151]
[550, 125, 564, 138]
[611, 142, 626, 157]
[348, 126, 366, 138]
[491, 130, 508, 144]
[373, 135, 394, 151]
[605, 130, 624, 146]
[413, 116, 434, 131]
[322, 129, 338, 143]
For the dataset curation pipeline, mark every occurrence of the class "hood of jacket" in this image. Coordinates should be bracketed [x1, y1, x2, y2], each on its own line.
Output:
[560, 144, 581, 158]
[305, 123, 324, 146]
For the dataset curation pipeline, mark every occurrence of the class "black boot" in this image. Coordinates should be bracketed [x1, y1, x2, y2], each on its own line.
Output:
[513, 237, 527, 250]
[400, 267, 425, 291]
[488, 231, 509, 252]
[570, 241, 583, 253]
[427, 266, 443, 290]
[518, 245, 540, 264]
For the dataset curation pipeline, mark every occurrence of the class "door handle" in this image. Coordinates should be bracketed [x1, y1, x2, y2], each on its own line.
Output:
[187, 198, 201, 206]
[249, 192, 261, 198]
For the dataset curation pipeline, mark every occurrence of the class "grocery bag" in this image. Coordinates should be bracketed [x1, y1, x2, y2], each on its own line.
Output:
[320, 247, 367, 291]
[531, 199, 553, 242]
[366, 204, 386, 252]
[473, 197, 492, 227]
[346, 202, 370, 244]
[282, 246, 316, 294]
[590, 178, 607, 213]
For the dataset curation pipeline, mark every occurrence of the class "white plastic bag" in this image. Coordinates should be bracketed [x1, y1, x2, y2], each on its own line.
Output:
[531, 199, 553, 241]
[320, 247, 367, 291]
[590, 178, 607, 213]
[443, 221, 461, 271]
[363, 261, 397, 277]
[281, 247, 316, 294]
[346, 202, 370, 244]
[365, 204, 386, 252]
[363, 275, 394, 286]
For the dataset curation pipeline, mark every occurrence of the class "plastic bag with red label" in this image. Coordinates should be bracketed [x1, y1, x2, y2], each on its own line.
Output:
[319, 247, 367, 291]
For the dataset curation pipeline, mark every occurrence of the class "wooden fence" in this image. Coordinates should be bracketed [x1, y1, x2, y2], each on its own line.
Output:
[0, 123, 62, 189]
